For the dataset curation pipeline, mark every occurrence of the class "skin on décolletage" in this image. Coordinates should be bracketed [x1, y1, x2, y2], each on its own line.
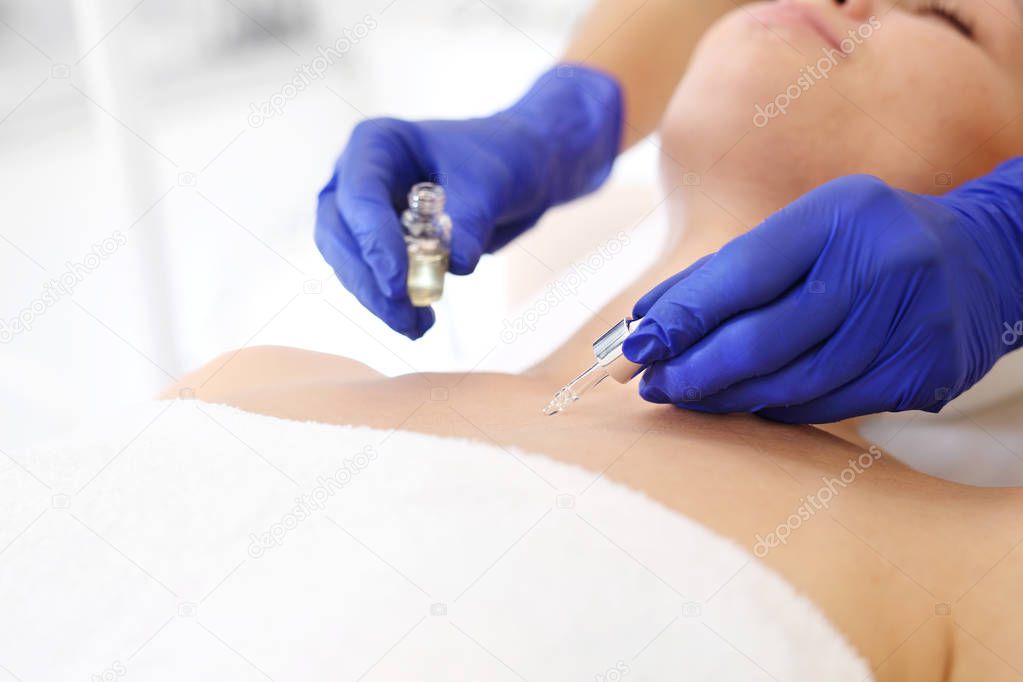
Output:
[169, 231, 1023, 682]
[166, 1, 1023, 680]
[169, 349, 1023, 682]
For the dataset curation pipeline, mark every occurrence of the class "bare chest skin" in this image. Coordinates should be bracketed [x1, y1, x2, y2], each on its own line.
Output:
[175, 348, 1023, 682]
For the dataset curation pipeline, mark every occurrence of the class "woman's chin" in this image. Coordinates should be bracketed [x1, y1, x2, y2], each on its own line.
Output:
[668, 5, 1015, 195]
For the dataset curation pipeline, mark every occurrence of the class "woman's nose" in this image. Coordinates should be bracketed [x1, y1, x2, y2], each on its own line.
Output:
[829, 0, 877, 22]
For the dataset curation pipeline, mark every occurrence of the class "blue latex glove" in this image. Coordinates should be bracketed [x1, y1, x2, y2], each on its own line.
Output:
[315, 64, 622, 339]
[622, 161, 1023, 423]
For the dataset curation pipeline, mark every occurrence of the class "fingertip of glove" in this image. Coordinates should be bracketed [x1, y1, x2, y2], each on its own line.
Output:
[447, 256, 474, 277]
[400, 306, 436, 340]
[630, 301, 652, 320]
[448, 232, 484, 276]
[415, 306, 436, 335]
[623, 331, 666, 365]
[639, 382, 671, 404]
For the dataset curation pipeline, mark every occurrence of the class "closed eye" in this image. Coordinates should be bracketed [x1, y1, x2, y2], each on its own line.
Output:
[918, 0, 975, 39]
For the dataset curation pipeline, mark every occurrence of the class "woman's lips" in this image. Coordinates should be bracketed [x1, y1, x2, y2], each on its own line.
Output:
[746, 2, 844, 51]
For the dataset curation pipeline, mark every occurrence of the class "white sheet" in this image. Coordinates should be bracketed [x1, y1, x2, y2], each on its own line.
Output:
[0, 400, 871, 681]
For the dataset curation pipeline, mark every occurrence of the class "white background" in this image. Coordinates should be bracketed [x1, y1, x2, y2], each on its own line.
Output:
[1, 0, 1021, 485]
[0, 0, 666, 448]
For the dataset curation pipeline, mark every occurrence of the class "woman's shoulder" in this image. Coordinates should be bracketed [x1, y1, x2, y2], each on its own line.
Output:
[162, 345, 384, 402]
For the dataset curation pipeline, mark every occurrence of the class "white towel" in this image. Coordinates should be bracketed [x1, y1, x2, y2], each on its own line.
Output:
[0, 400, 871, 681]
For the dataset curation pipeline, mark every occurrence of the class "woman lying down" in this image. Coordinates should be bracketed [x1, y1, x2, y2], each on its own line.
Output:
[8, 1, 1023, 681]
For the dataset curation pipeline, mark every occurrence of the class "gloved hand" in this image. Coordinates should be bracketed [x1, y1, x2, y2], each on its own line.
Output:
[315, 64, 622, 339]
[622, 160, 1023, 423]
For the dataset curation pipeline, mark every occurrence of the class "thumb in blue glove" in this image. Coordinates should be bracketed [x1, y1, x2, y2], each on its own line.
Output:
[315, 64, 623, 339]
[622, 160, 1023, 423]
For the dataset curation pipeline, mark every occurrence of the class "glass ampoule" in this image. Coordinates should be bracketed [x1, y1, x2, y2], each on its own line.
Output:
[402, 182, 452, 307]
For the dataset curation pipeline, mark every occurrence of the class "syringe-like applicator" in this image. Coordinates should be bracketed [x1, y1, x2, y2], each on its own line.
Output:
[543, 318, 644, 416]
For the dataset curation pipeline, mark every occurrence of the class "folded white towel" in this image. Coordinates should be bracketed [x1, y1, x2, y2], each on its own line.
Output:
[0, 400, 871, 681]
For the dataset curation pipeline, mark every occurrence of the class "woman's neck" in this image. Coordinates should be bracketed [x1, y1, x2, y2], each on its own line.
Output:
[526, 174, 771, 381]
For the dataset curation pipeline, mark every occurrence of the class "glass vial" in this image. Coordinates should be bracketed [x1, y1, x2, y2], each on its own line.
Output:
[402, 182, 452, 307]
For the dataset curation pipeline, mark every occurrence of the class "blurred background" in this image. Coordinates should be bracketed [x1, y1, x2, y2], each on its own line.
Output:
[1, 0, 1021, 485]
[0, 0, 665, 448]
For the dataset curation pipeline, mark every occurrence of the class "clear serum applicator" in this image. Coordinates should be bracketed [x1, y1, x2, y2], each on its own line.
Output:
[543, 318, 645, 416]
